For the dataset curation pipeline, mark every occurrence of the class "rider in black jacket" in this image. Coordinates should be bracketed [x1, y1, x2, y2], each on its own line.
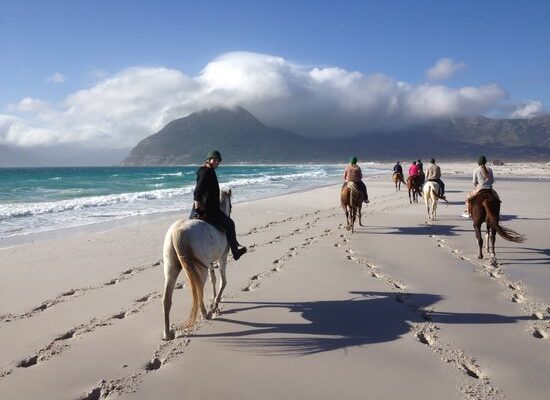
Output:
[192, 150, 247, 260]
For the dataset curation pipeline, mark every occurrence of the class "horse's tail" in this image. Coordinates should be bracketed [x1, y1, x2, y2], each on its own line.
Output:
[482, 200, 526, 243]
[171, 228, 208, 327]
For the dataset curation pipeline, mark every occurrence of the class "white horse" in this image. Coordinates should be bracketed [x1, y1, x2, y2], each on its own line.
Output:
[423, 181, 443, 220]
[162, 189, 232, 340]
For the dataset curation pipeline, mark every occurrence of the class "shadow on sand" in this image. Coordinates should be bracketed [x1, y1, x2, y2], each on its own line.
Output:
[193, 291, 527, 356]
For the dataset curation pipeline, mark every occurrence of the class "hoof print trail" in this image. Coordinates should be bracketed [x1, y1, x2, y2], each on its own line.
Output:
[79, 386, 102, 400]
[533, 329, 548, 339]
[416, 332, 434, 346]
[461, 363, 482, 379]
[55, 330, 75, 341]
[145, 357, 162, 371]
[18, 355, 38, 368]
[112, 311, 126, 320]
[532, 312, 543, 320]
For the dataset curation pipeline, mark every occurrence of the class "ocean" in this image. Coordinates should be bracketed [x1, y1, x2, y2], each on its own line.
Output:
[0, 164, 389, 241]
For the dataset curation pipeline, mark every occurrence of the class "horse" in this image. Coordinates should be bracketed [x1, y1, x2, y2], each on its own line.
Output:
[340, 182, 364, 233]
[392, 172, 406, 191]
[422, 181, 447, 220]
[407, 175, 422, 204]
[162, 189, 233, 340]
[470, 189, 525, 260]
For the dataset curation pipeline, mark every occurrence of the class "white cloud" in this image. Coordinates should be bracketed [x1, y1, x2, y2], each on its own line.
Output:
[510, 100, 544, 118]
[2, 51, 512, 148]
[47, 72, 66, 83]
[426, 58, 466, 81]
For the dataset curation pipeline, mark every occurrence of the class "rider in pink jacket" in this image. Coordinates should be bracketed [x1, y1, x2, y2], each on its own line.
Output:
[408, 161, 419, 177]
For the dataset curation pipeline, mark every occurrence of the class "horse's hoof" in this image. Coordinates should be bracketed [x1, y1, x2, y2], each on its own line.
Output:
[478, 255, 483, 260]
[163, 330, 175, 341]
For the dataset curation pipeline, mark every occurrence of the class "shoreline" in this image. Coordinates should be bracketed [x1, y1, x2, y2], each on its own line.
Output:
[2, 162, 549, 249]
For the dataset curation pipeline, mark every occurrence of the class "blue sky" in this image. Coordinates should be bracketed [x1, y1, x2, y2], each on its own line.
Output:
[1, 0, 549, 150]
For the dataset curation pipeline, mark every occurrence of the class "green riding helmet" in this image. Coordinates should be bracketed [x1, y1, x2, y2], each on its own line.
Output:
[207, 150, 222, 161]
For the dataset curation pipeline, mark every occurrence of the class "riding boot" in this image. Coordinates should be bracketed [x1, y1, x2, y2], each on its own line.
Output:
[224, 218, 247, 260]
[210, 212, 247, 260]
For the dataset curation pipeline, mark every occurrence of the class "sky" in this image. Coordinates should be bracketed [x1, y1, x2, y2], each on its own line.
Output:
[1, 0, 549, 156]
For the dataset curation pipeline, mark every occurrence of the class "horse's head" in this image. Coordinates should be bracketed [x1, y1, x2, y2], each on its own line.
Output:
[220, 188, 232, 217]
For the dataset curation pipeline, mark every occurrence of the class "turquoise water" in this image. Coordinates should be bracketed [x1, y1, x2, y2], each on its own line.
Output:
[0, 164, 388, 239]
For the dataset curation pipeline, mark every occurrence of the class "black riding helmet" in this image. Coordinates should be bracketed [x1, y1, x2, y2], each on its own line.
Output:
[206, 150, 222, 161]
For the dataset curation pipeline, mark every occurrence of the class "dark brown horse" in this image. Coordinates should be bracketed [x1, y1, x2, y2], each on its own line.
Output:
[470, 190, 525, 259]
[340, 182, 364, 233]
[406, 175, 422, 204]
[392, 172, 406, 191]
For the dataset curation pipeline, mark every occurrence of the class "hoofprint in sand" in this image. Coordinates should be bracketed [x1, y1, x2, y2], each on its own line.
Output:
[0, 166, 549, 400]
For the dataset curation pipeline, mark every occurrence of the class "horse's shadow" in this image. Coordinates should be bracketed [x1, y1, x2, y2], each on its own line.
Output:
[363, 224, 464, 237]
[193, 291, 527, 356]
[491, 246, 550, 265]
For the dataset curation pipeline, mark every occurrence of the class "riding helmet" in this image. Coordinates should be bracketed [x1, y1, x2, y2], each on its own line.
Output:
[350, 156, 358, 164]
[207, 150, 222, 161]
[478, 155, 487, 165]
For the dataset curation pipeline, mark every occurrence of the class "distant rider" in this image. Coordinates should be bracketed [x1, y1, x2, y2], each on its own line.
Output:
[191, 150, 247, 260]
[425, 158, 446, 199]
[408, 160, 419, 178]
[393, 161, 403, 177]
[343, 157, 369, 203]
[417, 159, 425, 185]
[461, 155, 500, 218]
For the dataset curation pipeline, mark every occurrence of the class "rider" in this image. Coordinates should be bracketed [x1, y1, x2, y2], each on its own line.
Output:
[393, 160, 403, 177]
[192, 150, 247, 260]
[408, 160, 419, 178]
[343, 156, 369, 203]
[425, 158, 446, 199]
[417, 159, 425, 185]
[461, 155, 500, 218]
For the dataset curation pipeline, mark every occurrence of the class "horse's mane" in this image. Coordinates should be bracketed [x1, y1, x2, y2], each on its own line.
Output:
[220, 189, 231, 201]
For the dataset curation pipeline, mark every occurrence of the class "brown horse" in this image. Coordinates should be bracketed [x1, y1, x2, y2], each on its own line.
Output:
[340, 182, 364, 233]
[406, 175, 422, 204]
[470, 190, 525, 260]
[392, 172, 406, 191]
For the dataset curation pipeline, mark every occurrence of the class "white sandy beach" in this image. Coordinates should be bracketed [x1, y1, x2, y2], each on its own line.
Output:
[1, 163, 549, 400]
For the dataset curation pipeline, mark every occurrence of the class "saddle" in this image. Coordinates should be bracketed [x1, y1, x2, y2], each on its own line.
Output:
[426, 179, 443, 197]
[190, 207, 227, 233]
[472, 188, 501, 203]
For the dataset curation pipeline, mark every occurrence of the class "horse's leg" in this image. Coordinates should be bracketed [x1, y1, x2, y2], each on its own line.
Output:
[198, 269, 208, 319]
[491, 227, 497, 258]
[208, 266, 217, 311]
[424, 193, 430, 220]
[162, 244, 181, 341]
[474, 223, 484, 259]
[350, 205, 355, 233]
[358, 204, 363, 226]
[408, 189, 412, 204]
[433, 198, 438, 220]
[211, 256, 228, 316]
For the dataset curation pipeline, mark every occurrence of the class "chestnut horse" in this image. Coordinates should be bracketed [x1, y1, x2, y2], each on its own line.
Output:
[340, 182, 364, 233]
[407, 175, 422, 204]
[392, 172, 406, 191]
[470, 189, 525, 259]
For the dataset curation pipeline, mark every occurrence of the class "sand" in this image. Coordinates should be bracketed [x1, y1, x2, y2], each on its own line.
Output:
[1, 163, 549, 400]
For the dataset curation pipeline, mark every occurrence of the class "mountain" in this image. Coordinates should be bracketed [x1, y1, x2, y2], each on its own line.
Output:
[122, 107, 313, 165]
[121, 108, 550, 165]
